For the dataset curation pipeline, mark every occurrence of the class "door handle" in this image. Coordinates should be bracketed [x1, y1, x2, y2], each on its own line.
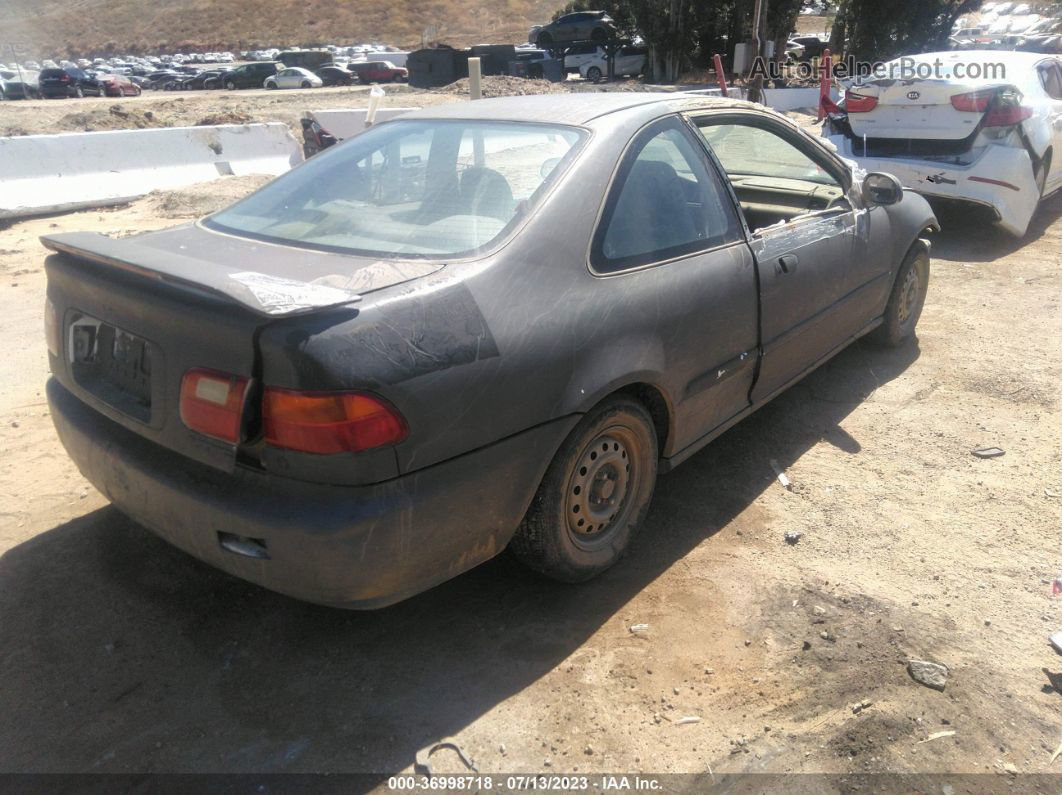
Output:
[777, 254, 799, 274]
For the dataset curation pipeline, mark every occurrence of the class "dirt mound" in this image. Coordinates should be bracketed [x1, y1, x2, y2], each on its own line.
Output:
[196, 111, 254, 126]
[145, 174, 273, 218]
[569, 79, 656, 93]
[57, 105, 171, 133]
[433, 76, 569, 97]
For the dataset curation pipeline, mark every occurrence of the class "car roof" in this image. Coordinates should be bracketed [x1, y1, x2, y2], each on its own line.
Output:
[399, 92, 756, 126]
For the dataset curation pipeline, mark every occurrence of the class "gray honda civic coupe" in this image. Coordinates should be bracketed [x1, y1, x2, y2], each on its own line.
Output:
[43, 93, 937, 607]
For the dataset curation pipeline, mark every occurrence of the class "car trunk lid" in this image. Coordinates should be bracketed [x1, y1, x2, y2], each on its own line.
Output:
[845, 78, 1011, 140]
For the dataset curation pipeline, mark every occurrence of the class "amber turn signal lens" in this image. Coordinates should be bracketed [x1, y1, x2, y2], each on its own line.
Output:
[262, 388, 408, 455]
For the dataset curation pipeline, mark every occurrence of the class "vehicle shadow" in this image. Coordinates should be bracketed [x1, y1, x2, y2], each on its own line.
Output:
[928, 190, 1062, 263]
[0, 339, 920, 776]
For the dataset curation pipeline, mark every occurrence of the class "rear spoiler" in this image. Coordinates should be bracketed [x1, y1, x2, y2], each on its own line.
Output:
[41, 231, 362, 317]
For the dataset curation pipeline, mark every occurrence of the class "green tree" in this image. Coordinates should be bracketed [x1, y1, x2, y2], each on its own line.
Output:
[831, 0, 982, 60]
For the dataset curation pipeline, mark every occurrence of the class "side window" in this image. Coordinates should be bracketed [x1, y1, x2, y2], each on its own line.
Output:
[1039, 63, 1062, 99]
[696, 120, 850, 233]
[592, 120, 741, 273]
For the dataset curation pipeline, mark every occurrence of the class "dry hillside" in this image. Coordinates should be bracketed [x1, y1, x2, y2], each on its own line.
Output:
[0, 0, 561, 58]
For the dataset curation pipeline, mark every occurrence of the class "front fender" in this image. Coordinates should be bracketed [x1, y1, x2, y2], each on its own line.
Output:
[885, 190, 938, 264]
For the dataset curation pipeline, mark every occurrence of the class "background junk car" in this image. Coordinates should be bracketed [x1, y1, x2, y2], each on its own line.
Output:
[825, 50, 1062, 237]
[42, 94, 937, 608]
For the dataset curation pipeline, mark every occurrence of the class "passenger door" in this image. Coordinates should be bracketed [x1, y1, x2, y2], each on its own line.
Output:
[691, 114, 863, 403]
[590, 117, 758, 450]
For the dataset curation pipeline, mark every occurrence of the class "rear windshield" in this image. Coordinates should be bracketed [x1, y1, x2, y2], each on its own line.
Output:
[206, 119, 585, 259]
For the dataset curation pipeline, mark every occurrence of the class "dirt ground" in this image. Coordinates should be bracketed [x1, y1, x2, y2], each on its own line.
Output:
[1, 116, 1061, 786]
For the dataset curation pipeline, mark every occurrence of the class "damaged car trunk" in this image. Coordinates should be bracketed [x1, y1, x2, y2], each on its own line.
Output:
[823, 51, 1061, 236]
[44, 225, 438, 481]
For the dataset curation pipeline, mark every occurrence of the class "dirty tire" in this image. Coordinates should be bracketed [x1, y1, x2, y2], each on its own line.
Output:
[870, 240, 930, 348]
[301, 80, 311, 88]
[510, 397, 658, 582]
[226, 80, 236, 90]
[587, 66, 603, 83]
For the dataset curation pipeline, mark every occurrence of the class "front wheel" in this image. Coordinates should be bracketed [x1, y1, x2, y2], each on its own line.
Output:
[74, 86, 84, 98]
[226, 80, 236, 90]
[870, 240, 930, 347]
[586, 66, 602, 83]
[510, 397, 658, 582]
[301, 80, 311, 88]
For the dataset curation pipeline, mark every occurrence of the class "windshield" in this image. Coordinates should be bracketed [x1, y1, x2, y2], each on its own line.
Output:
[207, 119, 586, 259]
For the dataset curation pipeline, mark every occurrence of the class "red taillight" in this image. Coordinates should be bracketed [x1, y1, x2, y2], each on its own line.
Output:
[180, 368, 249, 443]
[983, 105, 1033, 127]
[950, 89, 994, 112]
[845, 91, 878, 113]
[262, 388, 408, 455]
[59, 74, 71, 82]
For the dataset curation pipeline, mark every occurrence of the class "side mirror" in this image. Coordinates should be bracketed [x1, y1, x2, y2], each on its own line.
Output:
[862, 172, 904, 205]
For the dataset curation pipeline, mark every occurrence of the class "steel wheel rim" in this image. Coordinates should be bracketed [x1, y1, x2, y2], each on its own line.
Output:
[566, 425, 639, 546]
[897, 266, 920, 325]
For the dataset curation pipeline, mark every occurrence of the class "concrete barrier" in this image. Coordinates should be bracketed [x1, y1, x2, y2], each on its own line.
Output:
[760, 87, 840, 113]
[307, 107, 421, 141]
[0, 123, 302, 220]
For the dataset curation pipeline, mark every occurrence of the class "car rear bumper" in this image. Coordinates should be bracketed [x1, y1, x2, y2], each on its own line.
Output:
[828, 135, 1040, 236]
[48, 378, 576, 608]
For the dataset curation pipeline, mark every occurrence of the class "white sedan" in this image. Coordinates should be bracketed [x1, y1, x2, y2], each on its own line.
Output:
[824, 50, 1062, 236]
[264, 67, 323, 90]
[579, 46, 647, 82]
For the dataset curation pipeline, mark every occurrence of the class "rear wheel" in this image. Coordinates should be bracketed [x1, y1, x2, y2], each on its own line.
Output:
[870, 240, 930, 347]
[510, 397, 658, 582]
[74, 86, 84, 98]
[225, 79, 236, 90]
